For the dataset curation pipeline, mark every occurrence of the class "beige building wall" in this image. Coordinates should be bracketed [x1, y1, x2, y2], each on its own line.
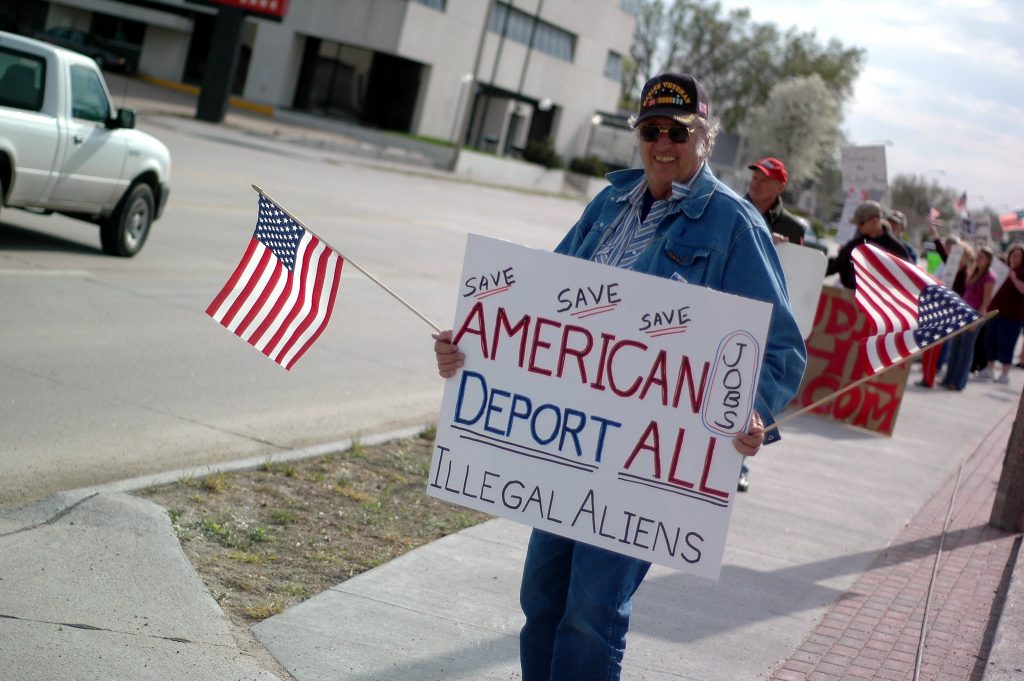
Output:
[35, 0, 635, 162]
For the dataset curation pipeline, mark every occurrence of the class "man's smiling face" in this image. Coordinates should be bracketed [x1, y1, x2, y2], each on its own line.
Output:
[638, 116, 703, 199]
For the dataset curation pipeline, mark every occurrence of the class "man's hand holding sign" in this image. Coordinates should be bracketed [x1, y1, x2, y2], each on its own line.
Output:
[430, 234, 778, 576]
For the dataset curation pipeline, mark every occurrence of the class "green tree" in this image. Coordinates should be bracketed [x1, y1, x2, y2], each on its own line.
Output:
[890, 173, 961, 245]
[624, 0, 665, 110]
[890, 174, 959, 222]
[624, 0, 865, 132]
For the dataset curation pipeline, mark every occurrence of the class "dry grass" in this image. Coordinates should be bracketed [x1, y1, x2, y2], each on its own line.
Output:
[137, 428, 490, 625]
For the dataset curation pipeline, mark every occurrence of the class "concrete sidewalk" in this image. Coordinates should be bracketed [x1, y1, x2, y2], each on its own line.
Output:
[0, 492, 284, 680]
[0, 368, 1020, 680]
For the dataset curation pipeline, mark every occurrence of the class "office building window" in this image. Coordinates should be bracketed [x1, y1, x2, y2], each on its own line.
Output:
[413, 0, 446, 10]
[489, 2, 576, 63]
[604, 51, 622, 81]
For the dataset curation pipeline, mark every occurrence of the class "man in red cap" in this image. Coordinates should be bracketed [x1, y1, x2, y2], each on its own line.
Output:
[746, 157, 805, 245]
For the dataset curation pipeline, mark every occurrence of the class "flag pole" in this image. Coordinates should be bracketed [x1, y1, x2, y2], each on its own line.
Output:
[766, 309, 999, 433]
[251, 185, 442, 333]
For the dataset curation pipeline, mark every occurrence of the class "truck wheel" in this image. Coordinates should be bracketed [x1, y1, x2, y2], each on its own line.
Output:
[100, 183, 154, 257]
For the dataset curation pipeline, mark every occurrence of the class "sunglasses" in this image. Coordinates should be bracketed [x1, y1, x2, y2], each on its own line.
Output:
[638, 124, 692, 143]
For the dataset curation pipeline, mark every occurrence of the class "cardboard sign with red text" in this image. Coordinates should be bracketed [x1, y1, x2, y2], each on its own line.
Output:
[428, 234, 774, 578]
[792, 285, 909, 435]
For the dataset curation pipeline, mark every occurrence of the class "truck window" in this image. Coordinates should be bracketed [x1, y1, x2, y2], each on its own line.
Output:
[69, 65, 110, 122]
[0, 47, 46, 112]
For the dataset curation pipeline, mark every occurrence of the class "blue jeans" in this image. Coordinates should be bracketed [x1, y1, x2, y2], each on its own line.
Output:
[941, 326, 981, 390]
[520, 529, 651, 681]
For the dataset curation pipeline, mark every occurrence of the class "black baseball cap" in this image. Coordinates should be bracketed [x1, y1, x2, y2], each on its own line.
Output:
[636, 73, 710, 125]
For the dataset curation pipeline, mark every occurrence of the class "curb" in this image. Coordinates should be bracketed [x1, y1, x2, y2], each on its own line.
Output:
[59, 424, 430, 502]
[137, 74, 275, 117]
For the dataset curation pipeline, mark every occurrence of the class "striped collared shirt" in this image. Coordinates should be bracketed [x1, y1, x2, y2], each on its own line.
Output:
[592, 174, 696, 269]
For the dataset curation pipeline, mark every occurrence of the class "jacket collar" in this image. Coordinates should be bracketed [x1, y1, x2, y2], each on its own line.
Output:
[607, 164, 718, 219]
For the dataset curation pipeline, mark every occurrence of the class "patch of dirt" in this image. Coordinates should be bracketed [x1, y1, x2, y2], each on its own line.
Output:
[137, 429, 490, 628]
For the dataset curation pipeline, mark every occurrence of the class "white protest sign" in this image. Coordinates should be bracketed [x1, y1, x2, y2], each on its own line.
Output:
[775, 243, 828, 340]
[835, 190, 861, 247]
[428, 234, 773, 579]
[990, 257, 1009, 297]
[840, 145, 888, 200]
[837, 145, 889, 247]
[974, 212, 993, 234]
[941, 244, 963, 290]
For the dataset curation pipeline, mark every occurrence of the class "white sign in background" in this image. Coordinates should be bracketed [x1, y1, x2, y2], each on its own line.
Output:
[775, 242, 828, 340]
[840, 145, 889, 199]
[990, 256, 1010, 298]
[428, 234, 773, 579]
[835, 191, 862, 247]
[836, 145, 890, 246]
[940, 244, 964, 290]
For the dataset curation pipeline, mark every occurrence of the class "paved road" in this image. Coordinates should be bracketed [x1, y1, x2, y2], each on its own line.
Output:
[0, 100, 582, 509]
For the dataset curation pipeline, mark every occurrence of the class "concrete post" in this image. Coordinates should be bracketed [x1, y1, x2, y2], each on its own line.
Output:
[195, 6, 246, 123]
[990, 389, 1024, 532]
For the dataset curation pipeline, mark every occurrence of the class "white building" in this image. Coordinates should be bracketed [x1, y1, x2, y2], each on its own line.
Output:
[7, 0, 636, 164]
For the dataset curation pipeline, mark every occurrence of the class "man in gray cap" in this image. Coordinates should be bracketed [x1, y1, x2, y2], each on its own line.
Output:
[433, 72, 807, 681]
[826, 200, 913, 288]
[887, 209, 918, 262]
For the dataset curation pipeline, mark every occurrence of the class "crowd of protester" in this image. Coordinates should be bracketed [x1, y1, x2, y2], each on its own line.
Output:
[819, 201, 1024, 391]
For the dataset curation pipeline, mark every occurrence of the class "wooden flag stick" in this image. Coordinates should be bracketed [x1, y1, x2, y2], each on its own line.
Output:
[766, 309, 999, 433]
[252, 184, 442, 333]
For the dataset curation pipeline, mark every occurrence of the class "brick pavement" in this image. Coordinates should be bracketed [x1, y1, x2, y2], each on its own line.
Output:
[770, 406, 1022, 681]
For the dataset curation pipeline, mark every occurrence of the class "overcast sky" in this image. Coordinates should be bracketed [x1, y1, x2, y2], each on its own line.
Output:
[716, 0, 1023, 213]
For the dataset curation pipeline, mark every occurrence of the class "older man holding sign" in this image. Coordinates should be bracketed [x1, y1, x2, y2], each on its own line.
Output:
[433, 73, 806, 681]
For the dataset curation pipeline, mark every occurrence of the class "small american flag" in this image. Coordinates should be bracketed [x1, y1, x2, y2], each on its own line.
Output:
[852, 244, 979, 375]
[928, 207, 941, 221]
[206, 194, 343, 370]
[1000, 209, 1024, 232]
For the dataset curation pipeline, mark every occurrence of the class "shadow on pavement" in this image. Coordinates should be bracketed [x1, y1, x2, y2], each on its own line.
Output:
[0, 220, 100, 255]
[266, 524, 1011, 681]
[636, 522, 1010, 644]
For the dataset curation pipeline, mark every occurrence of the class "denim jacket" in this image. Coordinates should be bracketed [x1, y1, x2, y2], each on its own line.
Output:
[554, 164, 807, 439]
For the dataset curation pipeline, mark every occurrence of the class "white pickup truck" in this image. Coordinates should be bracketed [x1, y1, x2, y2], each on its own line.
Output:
[0, 30, 170, 256]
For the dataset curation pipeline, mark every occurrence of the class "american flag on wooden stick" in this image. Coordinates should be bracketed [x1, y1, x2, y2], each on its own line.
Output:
[852, 243, 979, 375]
[206, 194, 343, 370]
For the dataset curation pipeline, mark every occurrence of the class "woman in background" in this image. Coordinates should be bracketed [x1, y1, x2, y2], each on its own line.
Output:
[941, 246, 994, 391]
[981, 243, 1024, 384]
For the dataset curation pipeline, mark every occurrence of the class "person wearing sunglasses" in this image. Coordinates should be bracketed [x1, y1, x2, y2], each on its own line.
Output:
[433, 72, 806, 681]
